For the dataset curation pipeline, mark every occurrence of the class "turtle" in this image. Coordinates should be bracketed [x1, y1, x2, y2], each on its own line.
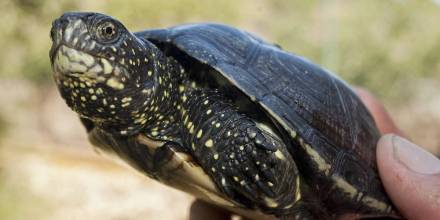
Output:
[49, 12, 400, 220]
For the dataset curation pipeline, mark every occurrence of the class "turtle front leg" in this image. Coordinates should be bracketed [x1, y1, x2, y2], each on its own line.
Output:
[178, 89, 301, 214]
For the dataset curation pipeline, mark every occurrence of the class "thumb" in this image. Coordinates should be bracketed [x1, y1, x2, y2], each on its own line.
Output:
[377, 134, 440, 220]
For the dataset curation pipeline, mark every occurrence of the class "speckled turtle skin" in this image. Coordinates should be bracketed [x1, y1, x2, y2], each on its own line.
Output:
[50, 12, 400, 220]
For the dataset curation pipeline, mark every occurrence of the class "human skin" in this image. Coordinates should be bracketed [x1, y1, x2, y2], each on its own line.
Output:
[358, 88, 440, 220]
[189, 88, 440, 220]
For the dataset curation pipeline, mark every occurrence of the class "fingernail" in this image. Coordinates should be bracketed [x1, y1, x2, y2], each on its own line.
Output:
[392, 135, 440, 175]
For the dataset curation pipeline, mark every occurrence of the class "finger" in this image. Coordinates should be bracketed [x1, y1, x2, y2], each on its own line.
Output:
[377, 134, 440, 220]
[354, 87, 405, 136]
[189, 199, 231, 220]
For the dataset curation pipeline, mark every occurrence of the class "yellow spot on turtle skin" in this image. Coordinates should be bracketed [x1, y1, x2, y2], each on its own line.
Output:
[110, 104, 115, 109]
[147, 70, 153, 76]
[122, 102, 130, 107]
[88, 88, 94, 94]
[158, 76, 162, 85]
[239, 145, 244, 151]
[267, 182, 274, 187]
[106, 78, 124, 90]
[205, 139, 214, 148]
[211, 167, 216, 172]
[181, 95, 187, 102]
[264, 197, 278, 208]
[196, 130, 203, 139]
[91, 95, 97, 100]
[96, 88, 103, 94]
[221, 177, 226, 186]
[213, 153, 219, 160]
[203, 100, 209, 105]
[226, 131, 231, 137]
[233, 176, 239, 182]
[178, 85, 185, 92]
[80, 96, 86, 102]
[101, 58, 113, 74]
[187, 121, 193, 130]
[206, 109, 212, 115]
[191, 143, 196, 150]
[189, 125, 194, 134]
[255, 174, 260, 181]
[215, 123, 221, 128]
[274, 150, 286, 160]
[151, 131, 159, 136]
[290, 130, 297, 138]
[122, 97, 132, 103]
[63, 81, 68, 87]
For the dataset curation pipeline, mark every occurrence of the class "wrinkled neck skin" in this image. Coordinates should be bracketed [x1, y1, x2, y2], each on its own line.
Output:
[97, 43, 185, 138]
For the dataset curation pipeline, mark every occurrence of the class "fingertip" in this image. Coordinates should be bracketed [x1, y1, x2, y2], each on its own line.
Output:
[377, 135, 440, 220]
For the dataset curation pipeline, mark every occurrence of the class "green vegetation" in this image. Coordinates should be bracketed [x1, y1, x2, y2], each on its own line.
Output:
[0, 174, 50, 220]
[0, 0, 438, 101]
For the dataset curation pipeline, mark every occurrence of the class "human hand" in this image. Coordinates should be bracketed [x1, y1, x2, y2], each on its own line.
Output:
[356, 88, 440, 220]
[190, 88, 440, 220]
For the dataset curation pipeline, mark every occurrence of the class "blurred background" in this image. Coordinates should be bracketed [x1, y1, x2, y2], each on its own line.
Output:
[0, 0, 439, 219]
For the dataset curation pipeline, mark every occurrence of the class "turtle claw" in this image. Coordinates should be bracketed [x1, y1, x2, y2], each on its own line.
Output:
[260, 164, 277, 184]
[256, 179, 276, 198]
[249, 127, 278, 152]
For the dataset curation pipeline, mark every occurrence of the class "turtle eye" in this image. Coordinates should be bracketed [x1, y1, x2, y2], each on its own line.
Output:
[96, 21, 119, 43]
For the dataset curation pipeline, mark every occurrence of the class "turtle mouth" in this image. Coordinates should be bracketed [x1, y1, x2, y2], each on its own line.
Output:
[51, 44, 101, 78]
[51, 44, 129, 92]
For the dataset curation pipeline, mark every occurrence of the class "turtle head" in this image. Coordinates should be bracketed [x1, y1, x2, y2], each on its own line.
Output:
[50, 12, 158, 135]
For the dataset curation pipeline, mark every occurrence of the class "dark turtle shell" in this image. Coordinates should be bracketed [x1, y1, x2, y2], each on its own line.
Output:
[136, 24, 397, 218]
